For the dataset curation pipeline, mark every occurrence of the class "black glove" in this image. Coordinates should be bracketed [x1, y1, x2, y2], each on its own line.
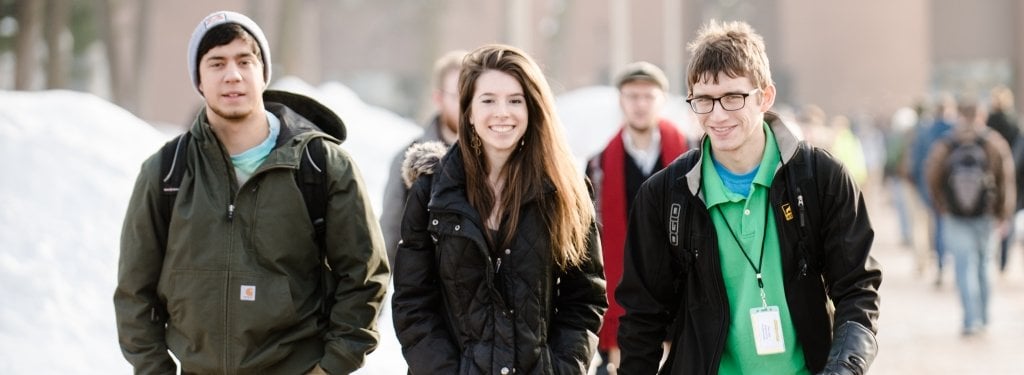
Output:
[816, 321, 877, 375]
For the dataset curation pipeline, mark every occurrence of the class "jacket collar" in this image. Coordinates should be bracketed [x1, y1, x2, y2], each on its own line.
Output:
[188, 94, 338, 169]
[426, 146, 554, 217]
[684, 111, 802, 196]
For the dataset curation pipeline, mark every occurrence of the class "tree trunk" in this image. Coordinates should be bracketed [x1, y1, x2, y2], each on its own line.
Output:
[275, 0, 299, 78]
[14, 0, 43, 90]
[127, 0, 151, 112]
[45, 0, 72, 89]
[95, 0, 122, 104]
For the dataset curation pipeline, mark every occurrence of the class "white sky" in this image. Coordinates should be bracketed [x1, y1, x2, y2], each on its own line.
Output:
[0, 80, 696, 374]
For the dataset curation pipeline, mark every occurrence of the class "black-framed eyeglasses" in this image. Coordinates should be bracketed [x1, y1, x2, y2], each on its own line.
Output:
[685, 88, 761, 114]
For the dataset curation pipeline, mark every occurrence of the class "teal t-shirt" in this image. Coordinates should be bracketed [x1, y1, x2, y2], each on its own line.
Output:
[701, 123, 810, 375]
[231, 110, 281, 185]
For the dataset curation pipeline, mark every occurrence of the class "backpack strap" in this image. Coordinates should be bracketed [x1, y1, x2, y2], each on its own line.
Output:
[297, 137, 333, 317]
[786, 143, 819, 278]
[666, 150, 701, 255]
[158, 132, 328, 240]
[158, 133, 191, 228]
[298, 137, 328, 251]
[661, 149, 701, 367]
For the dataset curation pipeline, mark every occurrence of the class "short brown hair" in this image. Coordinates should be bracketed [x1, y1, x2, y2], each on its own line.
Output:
[432, 49, 468, 91]
[686, 20, 773, 94]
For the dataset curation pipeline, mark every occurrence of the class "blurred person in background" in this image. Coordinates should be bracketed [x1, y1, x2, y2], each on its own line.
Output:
[616, 20, 881, 375]
[828, 115, 868, 189]
[926, 99, 1015, 336]
[585, 61, 689, 375]
[884, 107, 922, 254]
[985, 85, 1022, 273]
[114, 11, 388, 374]
[909, 94, 957, 286]
[392, 44, 607, 374]
[852, 112, 888, 199]
[381, 49, 467, 268]
[796, 104, 832, 150]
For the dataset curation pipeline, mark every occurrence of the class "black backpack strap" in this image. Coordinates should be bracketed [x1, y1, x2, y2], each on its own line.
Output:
[297, 137, 334, 317]
[662, 150, 701, 368]
[158, 133, 191, 228]
[666, 150, 701, 254]
[786, 143, 819, 278]
[298, 137, 329, 252]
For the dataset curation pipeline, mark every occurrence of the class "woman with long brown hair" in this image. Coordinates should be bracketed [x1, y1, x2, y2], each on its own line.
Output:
[392, 44, 607, 374]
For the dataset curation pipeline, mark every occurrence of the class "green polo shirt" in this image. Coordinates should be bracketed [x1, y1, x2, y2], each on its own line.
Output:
[701, 123, 809, 375]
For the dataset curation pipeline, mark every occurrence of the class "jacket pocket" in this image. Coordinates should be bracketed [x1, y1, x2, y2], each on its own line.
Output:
[229, 273, 299, 343]
[162, 270, 225, 372]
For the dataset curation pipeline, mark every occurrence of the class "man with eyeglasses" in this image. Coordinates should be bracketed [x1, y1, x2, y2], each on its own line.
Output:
[585, 61, 689, 375]
[616, 20, 881, 375]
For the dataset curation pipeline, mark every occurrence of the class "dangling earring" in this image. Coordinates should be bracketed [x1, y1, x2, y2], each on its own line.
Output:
[471, 131, 483, 155]
[519, 137, 525, 149]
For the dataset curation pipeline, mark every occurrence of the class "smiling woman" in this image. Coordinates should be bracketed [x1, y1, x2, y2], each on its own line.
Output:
[392, 44, 608, 374]
[469, 70, 529, 165]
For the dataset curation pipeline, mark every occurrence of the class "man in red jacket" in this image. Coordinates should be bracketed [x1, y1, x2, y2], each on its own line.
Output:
[586, 61, 688, 374]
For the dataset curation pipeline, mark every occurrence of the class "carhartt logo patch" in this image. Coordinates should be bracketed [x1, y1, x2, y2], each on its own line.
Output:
[240, 285, 256, 301]
[781, 203, 794, 221]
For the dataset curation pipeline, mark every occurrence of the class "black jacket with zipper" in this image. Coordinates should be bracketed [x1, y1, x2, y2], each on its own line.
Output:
[392, 144, 608, 374]
[616, 113, 881, 374]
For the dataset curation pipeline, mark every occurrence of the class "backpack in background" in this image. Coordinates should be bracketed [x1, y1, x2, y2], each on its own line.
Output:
[942, 133, 996, 217]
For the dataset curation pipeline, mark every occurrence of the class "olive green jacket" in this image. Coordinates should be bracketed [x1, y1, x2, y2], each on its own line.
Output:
[115, 98, 389, 375]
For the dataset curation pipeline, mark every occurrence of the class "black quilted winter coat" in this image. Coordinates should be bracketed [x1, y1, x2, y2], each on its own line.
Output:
[392, 145, 607, 375]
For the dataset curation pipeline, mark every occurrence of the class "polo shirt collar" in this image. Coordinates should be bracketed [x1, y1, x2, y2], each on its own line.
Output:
[701, 122, 780, 208]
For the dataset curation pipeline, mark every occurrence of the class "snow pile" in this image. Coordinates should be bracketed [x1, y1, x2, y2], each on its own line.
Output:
[0, 90, 166, 374]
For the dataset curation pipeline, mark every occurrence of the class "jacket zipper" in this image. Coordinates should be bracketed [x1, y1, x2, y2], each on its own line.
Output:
[795, 185, 811, 278]
[222, 151, 236, 374]
[797, 193, 806, 228]
[430, 207, 507, 308]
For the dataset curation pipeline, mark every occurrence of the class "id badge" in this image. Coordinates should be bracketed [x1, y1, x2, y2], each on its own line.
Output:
[750, 306, 786, 355]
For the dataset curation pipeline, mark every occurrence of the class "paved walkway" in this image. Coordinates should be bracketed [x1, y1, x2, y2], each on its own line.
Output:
[867, 189, 1024, 375]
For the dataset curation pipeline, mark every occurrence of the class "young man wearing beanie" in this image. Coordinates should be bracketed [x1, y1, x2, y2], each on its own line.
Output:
[114, 11, 389, 375]
[585, 61, 688, 374]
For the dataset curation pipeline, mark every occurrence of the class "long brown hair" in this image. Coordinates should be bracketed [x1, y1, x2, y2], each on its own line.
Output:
[457, 44, 594, 270]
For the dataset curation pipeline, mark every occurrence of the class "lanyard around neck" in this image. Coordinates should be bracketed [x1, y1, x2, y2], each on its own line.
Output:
[714, 192, 772, 306]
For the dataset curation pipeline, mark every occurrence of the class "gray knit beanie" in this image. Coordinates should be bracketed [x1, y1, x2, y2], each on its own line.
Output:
[187, 11, 272, 97]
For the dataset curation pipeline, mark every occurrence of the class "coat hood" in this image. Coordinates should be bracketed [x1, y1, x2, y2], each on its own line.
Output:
[263, 90, 346, 142]
[401, 141, 449, 188]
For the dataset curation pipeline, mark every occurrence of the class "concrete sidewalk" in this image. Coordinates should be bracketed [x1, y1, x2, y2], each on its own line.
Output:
[868, 191, 1024, 374]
